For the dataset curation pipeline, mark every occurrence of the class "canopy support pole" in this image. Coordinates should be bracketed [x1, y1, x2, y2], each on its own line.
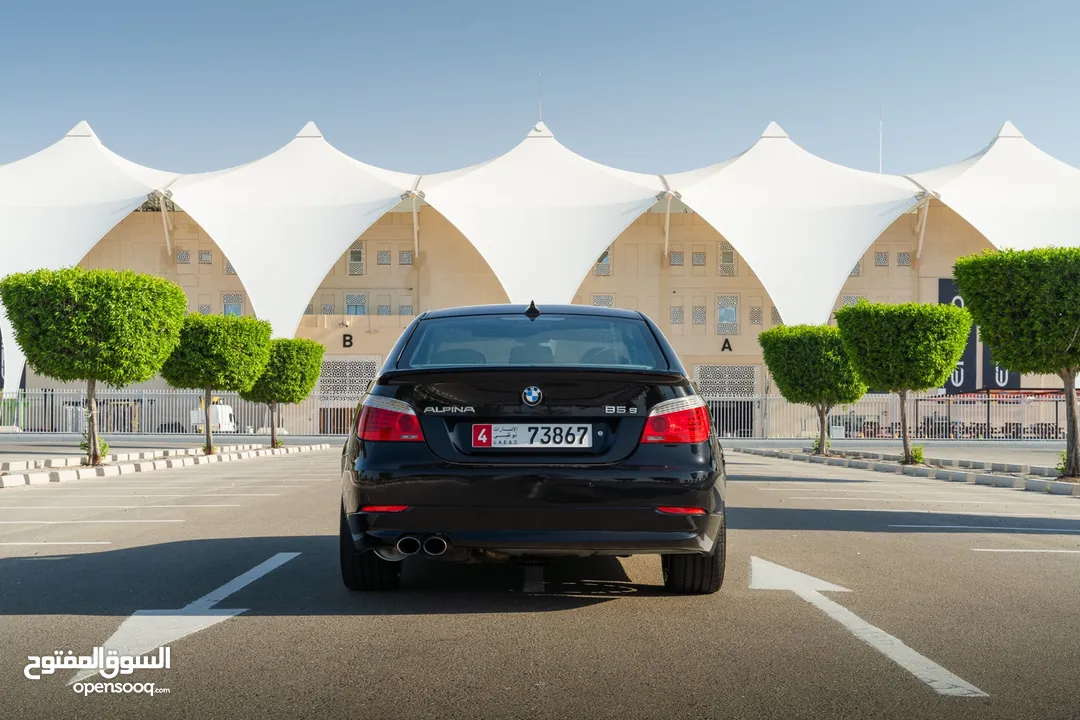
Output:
[157, 191, 173, 258]
[657, 175, 677, 260]
[916, 195, 931, 260]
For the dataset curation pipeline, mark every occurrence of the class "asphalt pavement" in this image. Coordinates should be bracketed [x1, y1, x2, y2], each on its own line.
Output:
[2, 448, 1079, 719]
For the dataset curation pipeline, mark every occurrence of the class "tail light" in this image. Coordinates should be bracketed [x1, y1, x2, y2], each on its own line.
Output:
[356, 395, 424, 442]
[640, 395, 711, 444]
[656, 506, 707, 515]
[360, 505, 409, 513]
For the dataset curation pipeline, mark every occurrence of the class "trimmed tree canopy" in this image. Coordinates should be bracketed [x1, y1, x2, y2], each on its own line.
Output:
[953, 248, 1080, 374]
[240, 338, 325, 406]
[0, 267, 187, 387]
[759, 324, 867, 408]
[834, 301, 972, 393]
[160, 313, 272, 392]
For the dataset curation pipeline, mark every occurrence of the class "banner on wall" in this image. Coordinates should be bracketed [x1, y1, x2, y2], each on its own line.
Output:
[937, 279, 977, 394]
[981, 342, 1022, 390]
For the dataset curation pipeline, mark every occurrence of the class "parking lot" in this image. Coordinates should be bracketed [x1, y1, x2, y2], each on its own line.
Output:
[2, 448, 1079, 719]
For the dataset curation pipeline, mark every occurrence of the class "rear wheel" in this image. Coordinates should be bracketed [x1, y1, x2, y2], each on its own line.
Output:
[340, 505, 401, 591]
[661, 513, 726, 595]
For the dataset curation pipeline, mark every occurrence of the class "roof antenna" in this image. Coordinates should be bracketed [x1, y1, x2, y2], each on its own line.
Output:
[525, 300, 540, 318]
[538, 73, 543, 123]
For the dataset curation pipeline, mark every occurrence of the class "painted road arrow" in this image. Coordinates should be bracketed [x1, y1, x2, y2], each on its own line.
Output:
[750, 556, 988, 698]
[69, 552, 300, 685]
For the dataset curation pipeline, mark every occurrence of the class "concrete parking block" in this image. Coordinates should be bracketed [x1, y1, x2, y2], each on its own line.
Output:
[991, 475, 1025, 489]
[97, 465, 120, 477]
[0, 460, 29, 472]
[25, 472, 51, 485]
[809, 455, 825, 464]
[116, 463, 136, 474]
[43, 458, 71, 468]
[827, 458, 847, 467]
[975, 474, 998, 486]
[1047, 480, 1078, 496]
[1025, 478, 1050, 493]
[0, 474, 28, 487]
[792, 454, 809, 462]
[75, 468, 99, 480]
[873, 463, 900, 474]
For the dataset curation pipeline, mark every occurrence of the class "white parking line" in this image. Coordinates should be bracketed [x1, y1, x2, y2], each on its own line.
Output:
[891, 524, 1080, 533]
[824, 507, 1080, 520]
[0, 520, 184, 524]
[0, 541, 112, 546]
[0, 504, 240, 509]
[971, 548, 1080, 554]
[785, 496, 1071, 507]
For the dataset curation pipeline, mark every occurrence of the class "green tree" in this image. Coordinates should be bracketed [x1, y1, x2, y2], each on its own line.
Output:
[160, 313, 271, 454]
[954, 248, 1080, 477]
[240, 338, 325, 448]
[0, 268, 187, 465]
[835, 300, 971, 464]
[759, 325, 867, 456]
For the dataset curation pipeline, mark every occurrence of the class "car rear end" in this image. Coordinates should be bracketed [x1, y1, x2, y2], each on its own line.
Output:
[340, 304, 726, 592]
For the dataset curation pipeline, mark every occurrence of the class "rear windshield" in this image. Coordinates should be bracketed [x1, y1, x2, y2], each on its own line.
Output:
[397, 314, 668, 370]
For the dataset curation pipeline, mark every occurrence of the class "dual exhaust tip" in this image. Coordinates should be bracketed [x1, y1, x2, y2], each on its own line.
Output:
[396, 534, 448, 557]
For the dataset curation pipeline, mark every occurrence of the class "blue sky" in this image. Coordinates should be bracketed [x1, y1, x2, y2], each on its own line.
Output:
[0, 0, 1076, 175]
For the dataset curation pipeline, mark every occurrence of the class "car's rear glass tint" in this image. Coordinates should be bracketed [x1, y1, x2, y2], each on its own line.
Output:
[397, 314, 668, 369]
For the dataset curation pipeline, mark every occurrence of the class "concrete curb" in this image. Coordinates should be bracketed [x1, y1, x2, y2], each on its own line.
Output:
[0, 443, 266, 472]
[0, 443, 334, 489]
[731, 446, 1080, 498]
[789, 446, 1062, 479]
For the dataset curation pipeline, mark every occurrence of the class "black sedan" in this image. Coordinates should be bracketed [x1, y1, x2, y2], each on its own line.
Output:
[339, 302, 726, 594]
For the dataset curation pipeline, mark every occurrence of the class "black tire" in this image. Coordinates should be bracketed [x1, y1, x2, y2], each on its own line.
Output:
[340, 505, 401, 591]
[661, 513, 726, 595]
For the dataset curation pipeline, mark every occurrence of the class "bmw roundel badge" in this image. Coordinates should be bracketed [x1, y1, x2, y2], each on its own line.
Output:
[522, 386, 543, 406]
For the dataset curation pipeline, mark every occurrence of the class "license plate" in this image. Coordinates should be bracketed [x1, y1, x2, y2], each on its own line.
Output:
[472, 423, 593, 448]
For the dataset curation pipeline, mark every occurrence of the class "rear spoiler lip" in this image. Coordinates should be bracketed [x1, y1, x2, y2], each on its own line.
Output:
[376, 366, 688, 385]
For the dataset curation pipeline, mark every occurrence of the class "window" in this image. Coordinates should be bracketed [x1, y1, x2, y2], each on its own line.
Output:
[695, 365, 758, 397]
[771, 307, 783, 326]
[717, 241, 736, 276]
[199, 250, 213, 265]
[399, 304, 414, 316]
[198, 304, 211, 314]
[692, 251, 706, 267]
[398, 314, 669, 369]
[898, 252, 912, 266]
[692, 306, 706, 325]
[304, 303, 314, 316]
[176, 250, 191, 264]
[345, 293, 367, 316]
[348, 241, 365, 275]
[594, 248, 612, 276]
[670, 305, 684, 324]
[850, 260, 862, 277]
[591, 295, 614, 307]
[841, 294, 864, 307]
[224, 259, 237, 275]
[749, 306, 763, 325]
[875, 252, 889, 267]
[399, 250, 413, 265]
[377, 250, 391, 266]
[223, 293, 243, 316]
[322, 303, 336, 315]
[669, 251, 684, 266]
[377, 304, 392, 316]
[716, 295, 739, 335]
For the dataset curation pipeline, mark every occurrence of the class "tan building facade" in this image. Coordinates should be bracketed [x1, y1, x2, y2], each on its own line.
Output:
[28, 201, 1055, 394]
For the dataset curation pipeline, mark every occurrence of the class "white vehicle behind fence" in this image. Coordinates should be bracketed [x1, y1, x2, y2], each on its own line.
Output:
[190, 404, 237, 434]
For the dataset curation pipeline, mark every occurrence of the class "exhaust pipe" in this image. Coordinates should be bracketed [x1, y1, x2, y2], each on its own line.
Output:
[422, 535, 449, 556]
[395, 535, 421, 556]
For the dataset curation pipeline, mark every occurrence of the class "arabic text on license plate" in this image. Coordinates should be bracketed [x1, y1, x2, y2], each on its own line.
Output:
[472, 424, 593, 448]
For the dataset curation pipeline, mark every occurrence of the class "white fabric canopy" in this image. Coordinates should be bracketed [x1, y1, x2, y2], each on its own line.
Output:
[169, 122, 417, 338]
[420, 122, 664, 304]
[668, 123, 923, 326]
[0, 122, 177, 390]
[911, 122, 1080, 251]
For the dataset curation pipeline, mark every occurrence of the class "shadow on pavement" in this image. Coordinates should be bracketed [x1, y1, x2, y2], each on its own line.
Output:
[726, 474, 872, 484]
[728, 506, 1080, 534]
[0, 536, 664, 617]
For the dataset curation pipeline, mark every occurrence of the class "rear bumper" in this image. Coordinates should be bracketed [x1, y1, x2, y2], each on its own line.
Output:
[344, 505, 723, 556]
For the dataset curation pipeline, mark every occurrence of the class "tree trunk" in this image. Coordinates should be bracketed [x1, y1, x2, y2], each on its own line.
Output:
[86, 378, 101, 466]
[816, 404, 830, 456]
[1061, 370, 1080, 478]
[899, 389, 912, 464]
[270, 402, 278, 449]
[204, 385, 214, 456]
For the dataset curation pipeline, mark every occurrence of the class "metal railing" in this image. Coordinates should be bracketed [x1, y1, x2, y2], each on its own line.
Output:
[704, 393, 1068, 440]
[0, 389, 362, 437]
[0, 388, 1069, 440]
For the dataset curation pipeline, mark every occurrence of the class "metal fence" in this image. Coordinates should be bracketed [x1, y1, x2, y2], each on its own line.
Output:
[0, 388, 1070, 440]
[704, 393, 1068, 440]
[0, 388, 361, 437]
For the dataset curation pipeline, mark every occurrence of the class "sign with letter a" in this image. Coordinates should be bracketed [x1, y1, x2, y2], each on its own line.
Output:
[937, 279, 976, 394]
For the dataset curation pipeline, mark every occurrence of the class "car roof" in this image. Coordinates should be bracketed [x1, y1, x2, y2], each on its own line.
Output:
[420, 304, 645, 320]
